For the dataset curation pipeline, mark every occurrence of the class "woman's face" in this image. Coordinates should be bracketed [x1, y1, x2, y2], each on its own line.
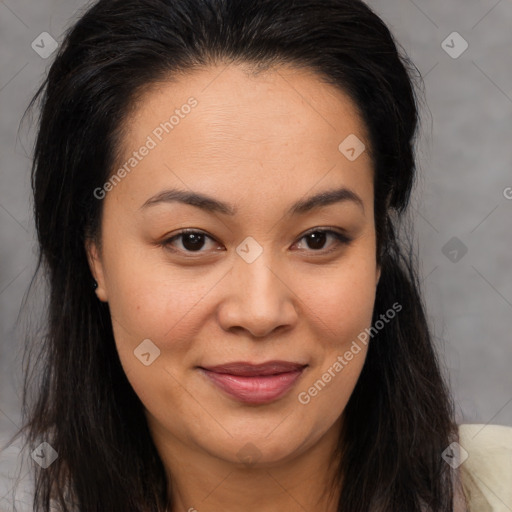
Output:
[87, 63, 380, 470]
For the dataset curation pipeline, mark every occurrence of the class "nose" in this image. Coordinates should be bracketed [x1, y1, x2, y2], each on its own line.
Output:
[217, 251, 299, 338]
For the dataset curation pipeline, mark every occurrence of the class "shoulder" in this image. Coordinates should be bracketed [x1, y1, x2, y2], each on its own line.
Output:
[457, 423, 512, 511]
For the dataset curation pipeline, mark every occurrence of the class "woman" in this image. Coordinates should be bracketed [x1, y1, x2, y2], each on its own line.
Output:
[15, 0, 510, 510]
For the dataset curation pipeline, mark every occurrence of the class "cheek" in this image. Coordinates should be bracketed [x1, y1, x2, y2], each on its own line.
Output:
[103, 245, 215, 344]
[295, 269, 373, 427]
[292, 255, 376, 408]
[104, 264, 204, 421]
[296, 257, 378, 344]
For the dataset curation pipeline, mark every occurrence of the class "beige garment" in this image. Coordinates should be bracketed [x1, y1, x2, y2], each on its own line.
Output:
[458, 424, 512, 512]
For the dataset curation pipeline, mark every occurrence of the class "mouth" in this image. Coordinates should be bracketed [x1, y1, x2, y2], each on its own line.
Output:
[198, 361, 308, 405]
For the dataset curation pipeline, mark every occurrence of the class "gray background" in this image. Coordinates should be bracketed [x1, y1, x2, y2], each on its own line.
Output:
[1, 0, 511, 509]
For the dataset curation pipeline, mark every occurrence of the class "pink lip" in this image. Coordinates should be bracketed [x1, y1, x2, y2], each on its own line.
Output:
[199, 361, 307, 404]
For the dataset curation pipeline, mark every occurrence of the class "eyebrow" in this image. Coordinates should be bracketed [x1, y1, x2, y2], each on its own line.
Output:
[141, 186, 364, 216]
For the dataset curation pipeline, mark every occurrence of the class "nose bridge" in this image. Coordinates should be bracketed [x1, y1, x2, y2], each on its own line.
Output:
[237, 247, 277, 295]
[219, 236, 297, 336]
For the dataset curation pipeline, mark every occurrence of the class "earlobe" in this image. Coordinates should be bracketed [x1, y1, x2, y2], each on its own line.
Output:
[85, 238, 108, 302]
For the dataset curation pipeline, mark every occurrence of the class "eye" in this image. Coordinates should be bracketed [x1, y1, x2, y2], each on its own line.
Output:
[293, 228, 352, 254]
[160, 228, 352, 257]
[161, 229, 222, 255]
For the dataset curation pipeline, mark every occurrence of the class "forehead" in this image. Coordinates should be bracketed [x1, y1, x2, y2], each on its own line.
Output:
[109, 63, 373, 212]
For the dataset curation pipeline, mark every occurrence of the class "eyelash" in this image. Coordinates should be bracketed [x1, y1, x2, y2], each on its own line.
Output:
[160, 228, 353, 257]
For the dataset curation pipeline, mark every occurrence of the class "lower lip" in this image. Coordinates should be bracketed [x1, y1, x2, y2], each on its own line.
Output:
[200, 368, 305, 404]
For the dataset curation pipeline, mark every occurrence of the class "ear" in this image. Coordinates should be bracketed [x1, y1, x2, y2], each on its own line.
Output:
[85, 237, 108, 302]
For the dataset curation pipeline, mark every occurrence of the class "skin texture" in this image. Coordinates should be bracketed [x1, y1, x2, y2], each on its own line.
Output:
[86, 63, 381, 512]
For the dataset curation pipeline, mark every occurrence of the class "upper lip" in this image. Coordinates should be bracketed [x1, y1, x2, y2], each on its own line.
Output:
[200, 361, 307, 376]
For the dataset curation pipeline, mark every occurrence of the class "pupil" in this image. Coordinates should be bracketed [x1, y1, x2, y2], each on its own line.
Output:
[183, 233, 205, 251]
[308, 232, 326, 250]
